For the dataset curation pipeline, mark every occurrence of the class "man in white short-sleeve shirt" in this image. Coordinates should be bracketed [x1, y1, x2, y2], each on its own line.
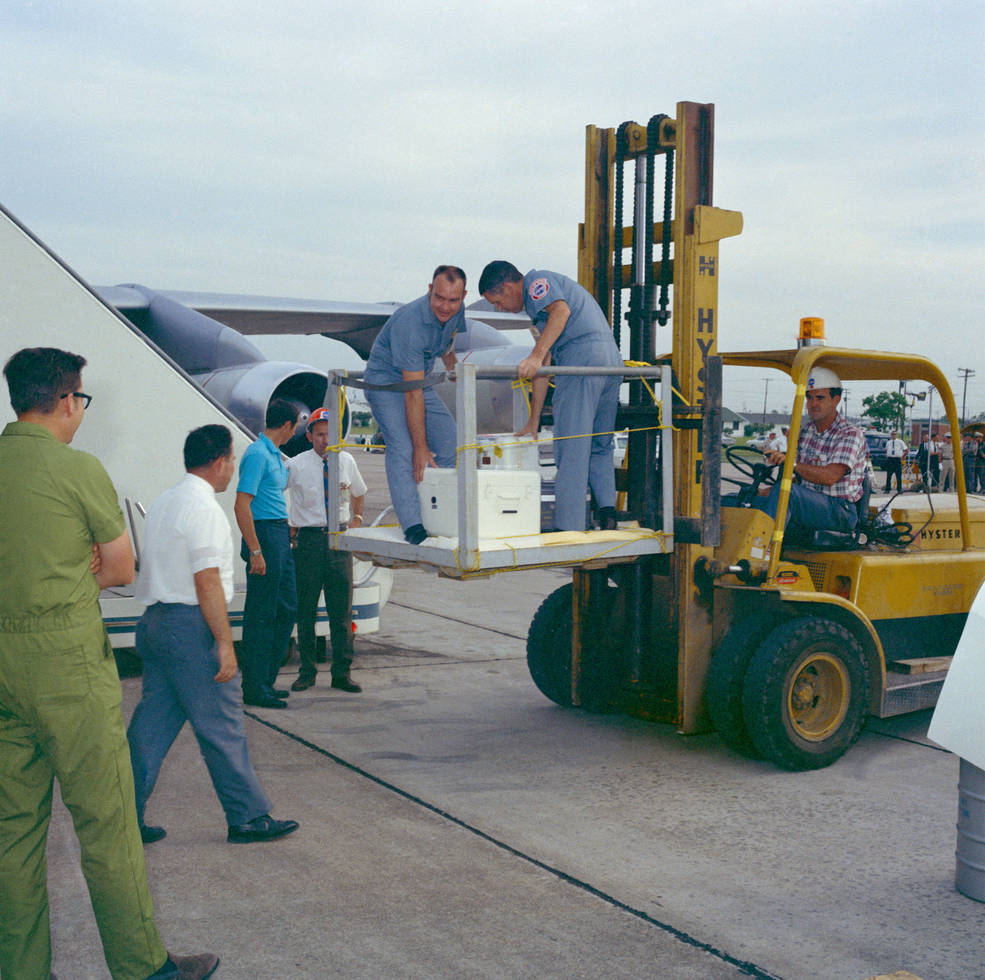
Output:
[127, 424, 299, 845]
[286, 407, 367, 693]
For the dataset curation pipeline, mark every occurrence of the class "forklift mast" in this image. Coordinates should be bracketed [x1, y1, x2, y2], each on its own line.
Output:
[578, 102, 742, 731]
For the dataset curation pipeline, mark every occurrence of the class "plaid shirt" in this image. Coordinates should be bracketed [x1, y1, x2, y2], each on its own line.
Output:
[796, 413, 867, 502]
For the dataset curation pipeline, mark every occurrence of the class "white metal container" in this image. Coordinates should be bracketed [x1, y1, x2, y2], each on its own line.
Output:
[956, 758, 985, 902]
[475, 433, 541, 472]
[418, 468, 541, 538]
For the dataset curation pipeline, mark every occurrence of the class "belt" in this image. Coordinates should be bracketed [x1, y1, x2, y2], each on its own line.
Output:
[298, 524, 348, 534]
[254, 518, 288, 525]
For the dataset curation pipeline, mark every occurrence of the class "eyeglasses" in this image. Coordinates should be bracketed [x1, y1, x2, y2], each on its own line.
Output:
[60, 391, 93, 409]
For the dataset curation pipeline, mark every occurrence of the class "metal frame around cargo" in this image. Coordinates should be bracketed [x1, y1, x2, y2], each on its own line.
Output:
[323, 363, 674, 579]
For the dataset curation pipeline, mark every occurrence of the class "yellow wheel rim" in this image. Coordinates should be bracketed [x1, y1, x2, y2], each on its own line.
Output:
[787, 653, 850, 742]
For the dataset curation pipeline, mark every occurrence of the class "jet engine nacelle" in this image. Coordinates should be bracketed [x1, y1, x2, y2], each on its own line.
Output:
[108, 284, 348, 453]
[192, 361, 349, 455]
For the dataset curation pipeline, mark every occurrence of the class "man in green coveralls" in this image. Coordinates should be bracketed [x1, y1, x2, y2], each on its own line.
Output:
[0, 348, 218, 980]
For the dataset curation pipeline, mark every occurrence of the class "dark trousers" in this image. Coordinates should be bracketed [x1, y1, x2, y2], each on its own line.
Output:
[129, 603, 270, 826]
[294, 527, 354, 681]
[241, 520, 297, 698]
[751, 481, 857, 536]
[884, 457, 903, 492]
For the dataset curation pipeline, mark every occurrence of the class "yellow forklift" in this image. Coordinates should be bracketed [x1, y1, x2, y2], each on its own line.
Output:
[525, 102, 985, 769]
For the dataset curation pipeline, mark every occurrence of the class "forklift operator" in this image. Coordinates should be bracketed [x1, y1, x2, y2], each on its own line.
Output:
[479, 260, 622, 532]
[751, 367, 867, 537]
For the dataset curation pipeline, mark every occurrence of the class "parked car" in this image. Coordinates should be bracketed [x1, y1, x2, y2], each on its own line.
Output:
[721, 432, 737, 447]
[746, 434, 771, 452]
[864, 431, 889, 470]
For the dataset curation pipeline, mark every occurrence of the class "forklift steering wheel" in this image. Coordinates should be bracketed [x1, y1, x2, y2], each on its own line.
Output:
[723, 444, 778, 494]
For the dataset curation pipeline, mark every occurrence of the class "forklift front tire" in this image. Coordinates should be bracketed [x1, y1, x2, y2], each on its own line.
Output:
[706, 613, 779, 757]
[741, 617, 868, 771]
[527, 584, 576, 707]
[526, 582, 619, 709]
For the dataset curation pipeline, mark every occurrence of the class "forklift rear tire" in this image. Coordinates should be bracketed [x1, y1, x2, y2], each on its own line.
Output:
[706, 613, 778, 757]
[741, 617, 868, 771]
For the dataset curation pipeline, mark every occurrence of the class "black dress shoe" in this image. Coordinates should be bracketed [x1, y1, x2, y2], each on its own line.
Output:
[291, 676, 315, 692]
[404, 523, 428, 545]
[139, 823, 166, 844]
[227, 813, 299, 843]
[598, 506, 618, 531]
[243, 692, 287, 709]
[331, 676, 362, 693]
[148, 952, 220, 980]
[271, 687, 290, 698]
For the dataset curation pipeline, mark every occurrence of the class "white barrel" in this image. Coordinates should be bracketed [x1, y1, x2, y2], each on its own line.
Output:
[352, 582, 381, 635]
[956, 758, 985, 902]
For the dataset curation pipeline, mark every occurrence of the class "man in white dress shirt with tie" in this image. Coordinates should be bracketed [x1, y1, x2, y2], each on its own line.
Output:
[127, 424, 299, 845]
[883, 430, 907, 492]
[286, 408, 366, 693]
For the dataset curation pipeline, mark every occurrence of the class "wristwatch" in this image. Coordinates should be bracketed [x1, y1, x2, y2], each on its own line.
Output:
[251, 548, 262, 557]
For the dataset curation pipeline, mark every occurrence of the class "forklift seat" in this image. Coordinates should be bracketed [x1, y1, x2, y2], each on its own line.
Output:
[805, 474, 872, 551]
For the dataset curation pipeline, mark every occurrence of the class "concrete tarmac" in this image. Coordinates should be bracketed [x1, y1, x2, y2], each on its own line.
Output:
[46, 454, 984, 979]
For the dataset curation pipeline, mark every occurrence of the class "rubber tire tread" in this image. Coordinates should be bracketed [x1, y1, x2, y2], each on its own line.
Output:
[527, 584, 575, 707]
[705, 613, 779, 757]
[741, 617, 868, 771]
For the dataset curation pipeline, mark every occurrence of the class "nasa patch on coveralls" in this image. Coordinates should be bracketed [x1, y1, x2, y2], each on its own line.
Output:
[528, 278, 550, 302]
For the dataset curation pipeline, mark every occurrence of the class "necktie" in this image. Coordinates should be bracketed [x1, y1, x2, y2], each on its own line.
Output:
[323, 457, 331, 527]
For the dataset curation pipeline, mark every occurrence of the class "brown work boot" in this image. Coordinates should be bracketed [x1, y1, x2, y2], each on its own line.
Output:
[168, 952, 220, 979]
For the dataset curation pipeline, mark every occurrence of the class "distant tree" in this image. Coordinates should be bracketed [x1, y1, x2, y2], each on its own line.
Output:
[861, 391, 907, 432]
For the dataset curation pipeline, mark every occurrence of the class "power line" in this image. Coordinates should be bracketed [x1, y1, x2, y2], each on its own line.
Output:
[958, 368, 976, 422]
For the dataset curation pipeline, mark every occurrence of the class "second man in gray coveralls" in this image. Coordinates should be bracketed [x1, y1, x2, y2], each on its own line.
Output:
[363, 265, 466, 544]
[479, 261, 622, 531]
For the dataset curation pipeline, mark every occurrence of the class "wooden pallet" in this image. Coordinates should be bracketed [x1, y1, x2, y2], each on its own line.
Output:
[887, 656, 953, 675]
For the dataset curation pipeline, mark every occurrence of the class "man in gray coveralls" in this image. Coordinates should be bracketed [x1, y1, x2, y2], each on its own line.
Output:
[479, 260, 622, 532]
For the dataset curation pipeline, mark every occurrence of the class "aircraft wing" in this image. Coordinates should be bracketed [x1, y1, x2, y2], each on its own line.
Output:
[96, 287, 532, 359]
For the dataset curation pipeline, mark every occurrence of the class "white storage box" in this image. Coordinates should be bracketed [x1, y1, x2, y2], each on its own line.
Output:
[475, 433, 541, 472]
[418, 468, 541, 538]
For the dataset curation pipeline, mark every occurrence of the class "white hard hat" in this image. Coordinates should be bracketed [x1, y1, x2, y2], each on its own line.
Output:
[807, 366, 841, 391]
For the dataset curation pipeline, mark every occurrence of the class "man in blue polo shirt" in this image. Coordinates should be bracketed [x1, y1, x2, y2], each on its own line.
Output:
[479, 261, 622, 531]
[364, 265, 466, 544]
[234, 398, 299, 708]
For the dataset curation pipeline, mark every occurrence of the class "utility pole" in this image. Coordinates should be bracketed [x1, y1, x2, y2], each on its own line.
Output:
[959, 368, 976, 423]
[761, 378, 769, 429]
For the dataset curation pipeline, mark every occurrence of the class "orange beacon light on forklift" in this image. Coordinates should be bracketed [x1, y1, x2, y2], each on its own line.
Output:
[798, 316, 826, 347]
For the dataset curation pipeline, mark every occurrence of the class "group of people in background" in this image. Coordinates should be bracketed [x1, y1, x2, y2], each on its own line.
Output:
[884, 429, 985, 493]
[233, 399, 365, 710]
[756, 423, 985, 498]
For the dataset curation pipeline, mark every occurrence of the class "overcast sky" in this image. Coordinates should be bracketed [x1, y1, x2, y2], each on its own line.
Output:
[3, 0, 983, 419]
